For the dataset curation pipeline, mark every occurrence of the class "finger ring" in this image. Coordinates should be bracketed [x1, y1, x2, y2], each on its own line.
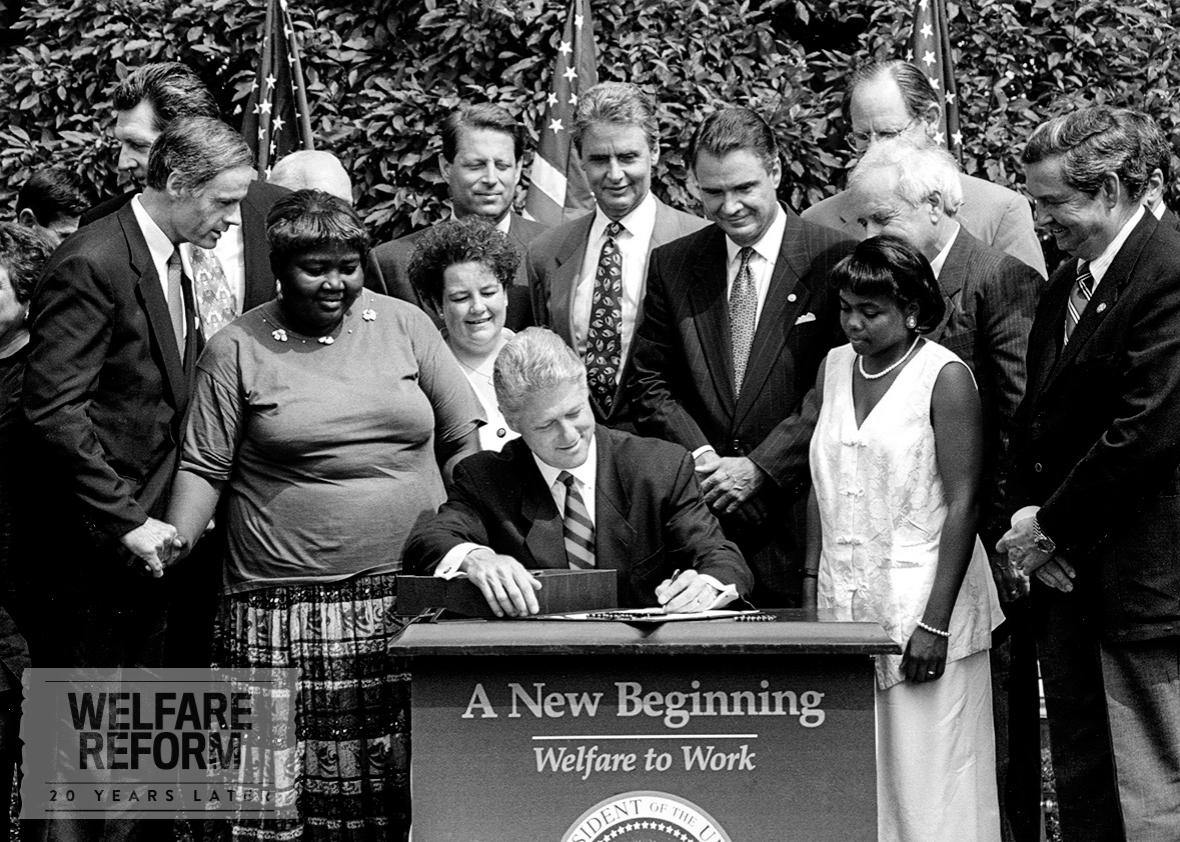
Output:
[927, 670, 936, 676]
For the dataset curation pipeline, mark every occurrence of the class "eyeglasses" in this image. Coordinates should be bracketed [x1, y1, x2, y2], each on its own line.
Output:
[848, 116, 921, 151]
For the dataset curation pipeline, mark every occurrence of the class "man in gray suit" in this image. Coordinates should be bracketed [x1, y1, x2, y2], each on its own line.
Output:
[528, 82, 707, 426]
[803, 59, 1047, 279]
[368, 103, 546, 330]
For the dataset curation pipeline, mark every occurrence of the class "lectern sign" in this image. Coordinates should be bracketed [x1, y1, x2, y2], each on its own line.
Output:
[563, 791, 732, 842]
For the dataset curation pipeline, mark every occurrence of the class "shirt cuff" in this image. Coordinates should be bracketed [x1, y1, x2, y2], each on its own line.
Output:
[434, 542, 489, 578]
[1010, 505, 1041, 527]
[697, 574, 739, 609]
[691, 445, 717, 461]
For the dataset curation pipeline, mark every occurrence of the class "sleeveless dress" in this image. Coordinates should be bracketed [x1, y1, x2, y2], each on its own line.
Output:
[810, 341, 1003, 842]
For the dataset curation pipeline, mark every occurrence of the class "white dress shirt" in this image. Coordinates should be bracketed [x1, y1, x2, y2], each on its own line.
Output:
[929, 223, 960, 279]
[130, 195, 190, 341]
[723, 202, 787, 328]
[572, 193, 658, 380]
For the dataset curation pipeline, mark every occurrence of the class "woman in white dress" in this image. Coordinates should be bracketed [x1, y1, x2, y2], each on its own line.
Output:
[408, 217, 521, 451]
[803, 235, 1003, 842]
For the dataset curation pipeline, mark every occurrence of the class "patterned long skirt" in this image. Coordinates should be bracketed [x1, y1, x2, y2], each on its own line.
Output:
[210, 573, 410, 842]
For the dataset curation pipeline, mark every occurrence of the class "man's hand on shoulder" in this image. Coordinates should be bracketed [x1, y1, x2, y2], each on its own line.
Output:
[462, 548, 542, 618]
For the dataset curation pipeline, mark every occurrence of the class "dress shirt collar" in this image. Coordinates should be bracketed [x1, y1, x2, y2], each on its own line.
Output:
[495, 213, 512, 235]
[724, 202, 785, 267]
[533, 433, 598, 499]
[590, 192, 657, 245]
[929, 222, 960, 279]
[0, 329, 28, 361]
[1152, 201, 1166, 221]
[1086, 205, 1145, 286]
[130, 194, 178, 266]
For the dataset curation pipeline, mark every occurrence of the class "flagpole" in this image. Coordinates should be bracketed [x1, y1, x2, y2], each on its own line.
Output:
[282, 1, 315, 150]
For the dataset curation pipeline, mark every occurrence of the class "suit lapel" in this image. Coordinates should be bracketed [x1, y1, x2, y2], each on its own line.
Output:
[519, 450, 567, 568]
[592, 429, 635, 571]
[689, 227, 737, 412]
[119, 206, 187, 409]
[736, 211, 812, 418]
[549, 215, 594, 349]
[928, 228, 973, 341]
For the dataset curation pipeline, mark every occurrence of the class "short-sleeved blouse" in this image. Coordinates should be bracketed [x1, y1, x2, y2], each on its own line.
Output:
[181, 292, 484, 594]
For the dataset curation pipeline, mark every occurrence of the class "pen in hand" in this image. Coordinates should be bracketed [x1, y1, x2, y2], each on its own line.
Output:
[656, 569, 683, 612]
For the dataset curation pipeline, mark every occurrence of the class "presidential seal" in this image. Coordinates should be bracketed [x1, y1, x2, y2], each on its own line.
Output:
[562, 791, 732, 842]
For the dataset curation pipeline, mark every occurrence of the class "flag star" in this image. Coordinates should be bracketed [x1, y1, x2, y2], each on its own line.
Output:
[922, 50, 936, 67]
[952, 131, 963, 147]
[284, 26, 293, 39]
[568, 93, 578, 106]
[945, 91, 956, 104]
[265, 166, 273, 178]
[558, 40, 572, 56]
[265, 73, 277, 88]
[919, 0, 928, 7]
[574, 13, 584, 27]
[905, 49, 914, 62]
[549, 118, 564, 134]
[273, 115, 286, 132]
[258, 128, 267, 142]
[929, 76, 940, 90]
[288, 54, 296, 65]
[933, 131, 945, 145]
[279, 0, 288, 9]
[250, 79, 259, 93]
[260, 100, 273, 114]
[562, 66, 578, 82]
[252, 103, 261, 115]
[920, 23, 933, 38]
[547, 92, 559, 106]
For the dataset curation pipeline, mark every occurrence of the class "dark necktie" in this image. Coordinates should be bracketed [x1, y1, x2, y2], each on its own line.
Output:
[559, 471, 595, 570]
[1064, 261, 1094, 344]
[585, 221, 624, 413]
[729, 246, 757, 395]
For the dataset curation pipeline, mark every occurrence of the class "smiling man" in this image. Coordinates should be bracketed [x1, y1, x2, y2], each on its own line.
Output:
[406, 327, 752, 615]
[23, 118, 254, 680]
[628, 106, 853, 608]
[368, 103, 545, 331]
[528, 82, 707, 427]
[997, 106, 1180, 842]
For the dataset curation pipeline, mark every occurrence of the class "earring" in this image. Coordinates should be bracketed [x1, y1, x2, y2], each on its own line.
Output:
[905, 316, 917, 329]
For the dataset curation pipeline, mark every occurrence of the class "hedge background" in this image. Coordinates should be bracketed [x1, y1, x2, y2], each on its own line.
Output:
[0, 0, 1177, 244]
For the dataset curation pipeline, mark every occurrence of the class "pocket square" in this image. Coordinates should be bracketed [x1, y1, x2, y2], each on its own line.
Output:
[794, 312, 817, 325]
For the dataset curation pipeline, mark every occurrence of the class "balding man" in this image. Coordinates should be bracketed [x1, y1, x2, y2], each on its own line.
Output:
[268, 150, 353, 203]
[803, 59, 1047, 279]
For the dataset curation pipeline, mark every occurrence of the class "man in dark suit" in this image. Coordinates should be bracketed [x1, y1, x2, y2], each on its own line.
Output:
[629, 107, 854, 607]
[998, 106, 1180, 842]
[528, 82, 707, 428]
[1131, 109, 1180, 232]
[406, 328, 752, 616]
[846, 136, 1043, 841]
[802, 59, 1047, 280]
[368, 103, 544, 331]
[24, 117, 256, 671]
[80, 62, 287, 318]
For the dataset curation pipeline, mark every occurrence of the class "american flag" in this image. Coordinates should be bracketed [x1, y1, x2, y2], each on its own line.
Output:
[524, 0, 598, 226]
[240, 0, 314, 178]
[906, 0, 962, 157]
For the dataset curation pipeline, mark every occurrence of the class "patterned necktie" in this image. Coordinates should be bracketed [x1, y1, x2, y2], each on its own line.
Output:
[558, 471, 595, 570]
[1064, 261, 1094, 344]
[190, 246, 238, 339]
[585, 221, 624, 414]
[729, 246, 757, 395]
[166, 248, 186, 356]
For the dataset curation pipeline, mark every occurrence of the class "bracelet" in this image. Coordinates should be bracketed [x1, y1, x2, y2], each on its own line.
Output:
[916, 620, 950, 638]
[801, 569, 819, 579]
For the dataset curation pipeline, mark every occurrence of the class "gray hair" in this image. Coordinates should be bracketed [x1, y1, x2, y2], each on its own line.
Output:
[849, 136, 963, 214]
[572, 82, 659, 154]
[494, 328, 587, 421]
[1022, 105, 1150, 201]
[145, 116, 254, 192]
[268, 150, 353, 203]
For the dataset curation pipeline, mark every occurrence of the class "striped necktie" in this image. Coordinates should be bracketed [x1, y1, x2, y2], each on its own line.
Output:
[558, 471, 595, 569]
[1064, 261, 1094, 344]
[729, 246, 757, 395]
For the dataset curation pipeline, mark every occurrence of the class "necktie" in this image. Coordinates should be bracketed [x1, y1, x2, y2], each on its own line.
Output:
[1064, 261, 1094, 344]
[190, 246, 238, 339]
[166, 249, 186, 356]
[729, 246, 757, 395]
[558, 471, 595, 570]
[585, 221, 624, 414]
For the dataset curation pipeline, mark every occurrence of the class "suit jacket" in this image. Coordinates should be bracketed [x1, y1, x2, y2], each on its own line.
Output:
[405, 426, 753, 608]
[628, 209, 854, 603]
[931, 227, 1041, 546]
[79, 180, 289, 311]
[24, 202, 196, 540]
[366, 211, 546, 332]
[802, 172, 1048, 279]
[1008, 211, 1180, 641]
[527, 198, 708, 426]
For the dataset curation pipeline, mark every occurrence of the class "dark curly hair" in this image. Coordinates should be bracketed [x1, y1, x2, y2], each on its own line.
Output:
[0, 222, 56, 305]
[407, 217, 520, 309]
[830, 235, 946, 333]
[267, 189, 371, 277]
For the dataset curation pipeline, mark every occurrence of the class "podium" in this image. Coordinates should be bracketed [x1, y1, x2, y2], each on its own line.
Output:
[395, 611, 898, 841]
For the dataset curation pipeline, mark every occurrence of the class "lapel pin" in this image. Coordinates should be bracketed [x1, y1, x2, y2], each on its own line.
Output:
[787, 293, 797, 302]
[1096, 302, 1107, 314]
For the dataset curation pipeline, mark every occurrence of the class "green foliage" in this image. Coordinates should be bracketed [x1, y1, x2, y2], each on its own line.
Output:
[2, 0, 1178, 242]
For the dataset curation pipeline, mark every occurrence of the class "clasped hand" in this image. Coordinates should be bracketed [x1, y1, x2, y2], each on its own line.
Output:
[120, 517, 186, 578]
[995, 517, 1075, 593]
[695, 453, 765, 516]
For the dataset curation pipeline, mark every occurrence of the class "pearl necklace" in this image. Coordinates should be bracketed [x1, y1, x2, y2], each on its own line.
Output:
[857, 335, 921, 380]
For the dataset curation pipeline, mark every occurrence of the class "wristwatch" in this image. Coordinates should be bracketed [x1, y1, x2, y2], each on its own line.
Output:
[1031, 517, 1056, 554]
